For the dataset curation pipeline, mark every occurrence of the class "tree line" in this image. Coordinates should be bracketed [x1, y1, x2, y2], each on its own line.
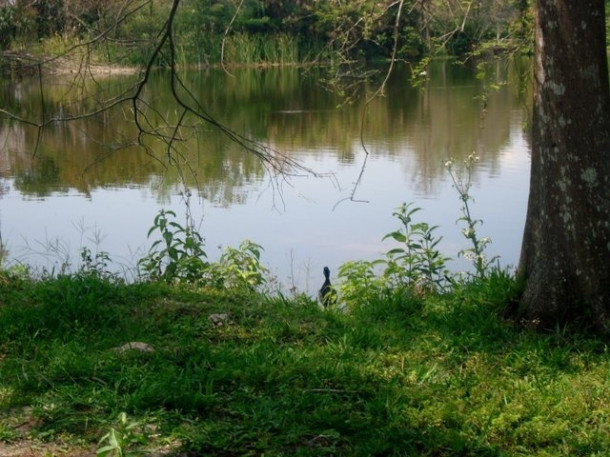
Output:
[0, 0, 534, 64]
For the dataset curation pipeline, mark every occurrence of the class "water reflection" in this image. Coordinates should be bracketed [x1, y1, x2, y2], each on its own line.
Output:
[0, 59, 532, 291]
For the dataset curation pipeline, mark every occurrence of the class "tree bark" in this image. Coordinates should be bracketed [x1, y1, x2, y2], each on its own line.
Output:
[517, 0, 610, 331]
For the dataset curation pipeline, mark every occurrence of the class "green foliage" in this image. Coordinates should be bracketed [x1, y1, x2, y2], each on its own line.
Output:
[337, 259, 384, 305]
[215, 240, 269, 291]
[79, 247, 114, 280]
[138, 209, 209, 284]
[409, 56, 431, 90]
[2, 0, 536, 66]
[0, 6, 16, 49]
[338, 202, 450, 308]
[472, 57, 508, 106]
[138, 210, 268, 291]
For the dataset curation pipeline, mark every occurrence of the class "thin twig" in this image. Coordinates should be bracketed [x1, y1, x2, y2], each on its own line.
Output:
[334, 0, 406, 209]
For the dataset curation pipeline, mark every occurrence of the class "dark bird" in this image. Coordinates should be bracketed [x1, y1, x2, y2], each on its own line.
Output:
[318, 266, 337, 308]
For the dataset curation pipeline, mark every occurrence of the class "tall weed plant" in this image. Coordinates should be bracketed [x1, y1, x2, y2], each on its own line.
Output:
[223, 33, 303, 65]
[381, 202, 451, 292]
[138, 209, 209, 284]
[445, 154, 499, 277]
[338, 156, 501, 308]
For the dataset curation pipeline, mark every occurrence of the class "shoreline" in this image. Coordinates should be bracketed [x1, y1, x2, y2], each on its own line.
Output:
[0, 50, 332, 80]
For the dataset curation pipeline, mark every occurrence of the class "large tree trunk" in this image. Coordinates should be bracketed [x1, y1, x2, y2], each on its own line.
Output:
[517, 0, 610, 331]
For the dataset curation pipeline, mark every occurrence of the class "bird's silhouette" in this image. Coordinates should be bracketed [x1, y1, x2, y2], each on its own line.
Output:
[318, 266, 337, 308]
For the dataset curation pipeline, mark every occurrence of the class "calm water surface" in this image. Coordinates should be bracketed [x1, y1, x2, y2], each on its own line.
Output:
[0, 60, 532, 293]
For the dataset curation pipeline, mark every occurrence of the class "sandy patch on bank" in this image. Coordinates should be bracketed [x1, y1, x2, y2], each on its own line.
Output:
[45, 56, 142, 76]
[1, 51, 141, 77]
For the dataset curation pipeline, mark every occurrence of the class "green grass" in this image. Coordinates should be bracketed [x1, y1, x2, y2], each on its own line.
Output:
[0, 272, 608, 456]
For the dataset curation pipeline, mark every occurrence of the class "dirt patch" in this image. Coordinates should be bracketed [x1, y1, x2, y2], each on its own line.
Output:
[0, 407, 96, 457]
[0, 440, 185, 457]
[0, 439, 97, 457]
[0, 407, 183, 457]
[0, 439, 187, 457]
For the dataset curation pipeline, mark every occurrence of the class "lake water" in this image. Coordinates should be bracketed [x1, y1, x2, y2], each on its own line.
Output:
[0, 59, 532, 294]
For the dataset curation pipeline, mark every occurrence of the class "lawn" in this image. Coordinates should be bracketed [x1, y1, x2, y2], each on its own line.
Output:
[0, 272, 608, 456]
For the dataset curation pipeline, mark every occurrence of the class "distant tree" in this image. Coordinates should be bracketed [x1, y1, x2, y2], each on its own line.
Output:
[516, 0, 610, 331]
[0, 4, 16, 49]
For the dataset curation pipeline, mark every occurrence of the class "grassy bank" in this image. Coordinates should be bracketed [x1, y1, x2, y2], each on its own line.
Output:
[8, 31, 327, 70]
[0, 271, 608, 456]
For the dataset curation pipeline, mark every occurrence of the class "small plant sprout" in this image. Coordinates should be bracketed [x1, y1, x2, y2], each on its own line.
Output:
[97, 412, 148, 457]
[445, 153, 499, 277]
